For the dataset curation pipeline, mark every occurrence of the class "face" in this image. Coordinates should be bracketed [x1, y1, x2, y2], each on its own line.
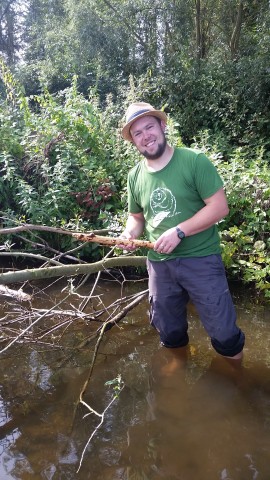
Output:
[130, 115, 167, 160]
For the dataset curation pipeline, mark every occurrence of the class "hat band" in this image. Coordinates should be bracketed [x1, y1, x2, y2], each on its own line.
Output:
[127, 108, 152, 123]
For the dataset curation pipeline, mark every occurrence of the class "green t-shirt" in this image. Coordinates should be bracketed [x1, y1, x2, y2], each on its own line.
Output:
[127, 147, 224, 261]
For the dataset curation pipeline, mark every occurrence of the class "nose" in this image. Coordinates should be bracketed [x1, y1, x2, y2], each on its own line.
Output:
[142, 128, 151, 142]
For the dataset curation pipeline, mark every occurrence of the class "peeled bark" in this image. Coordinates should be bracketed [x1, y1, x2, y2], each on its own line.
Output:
[73, 233, 154, 250]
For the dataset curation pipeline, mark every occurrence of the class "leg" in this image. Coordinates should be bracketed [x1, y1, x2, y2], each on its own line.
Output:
[147, 259, 189, 348]
[178, 255, 245, 358]
[223, 350, 243, 360]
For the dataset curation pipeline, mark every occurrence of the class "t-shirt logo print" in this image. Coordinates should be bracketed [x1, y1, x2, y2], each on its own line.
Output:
[150, 188, 181, 227]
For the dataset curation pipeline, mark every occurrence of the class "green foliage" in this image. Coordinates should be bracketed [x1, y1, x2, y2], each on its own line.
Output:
[0, 0, 26, 65]
[0, 65, 124, 255]
[104, 374, 124, 399]
[3, 1, 270, 160]
[0, 60, 269, 300]
[134, 52, 270, 152]
[192, 132, 270, 300]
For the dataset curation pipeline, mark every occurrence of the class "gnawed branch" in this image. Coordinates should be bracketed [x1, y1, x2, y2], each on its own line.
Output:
[73, 232, 154, 250]
[0, 223, 154, 249]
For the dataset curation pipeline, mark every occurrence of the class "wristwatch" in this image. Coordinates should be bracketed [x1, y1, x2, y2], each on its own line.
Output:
[176, 227, 186, 240]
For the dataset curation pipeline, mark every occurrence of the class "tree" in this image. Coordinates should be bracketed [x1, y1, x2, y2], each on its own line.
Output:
[8, 0, 269, 108]
[0, 0, 28, 65]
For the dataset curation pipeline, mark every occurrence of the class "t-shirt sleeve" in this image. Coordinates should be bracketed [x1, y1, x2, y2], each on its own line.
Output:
[194, 153, 224, 199]
[127, 172, 143, 214]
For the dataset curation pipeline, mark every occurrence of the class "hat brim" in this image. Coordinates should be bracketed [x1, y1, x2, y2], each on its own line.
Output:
[122, 110, 167, 142]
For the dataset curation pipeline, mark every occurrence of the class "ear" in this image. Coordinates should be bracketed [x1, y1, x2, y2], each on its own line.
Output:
[161, 120, 166, 131]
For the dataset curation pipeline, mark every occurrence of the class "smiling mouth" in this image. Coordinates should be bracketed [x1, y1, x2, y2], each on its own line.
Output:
[141, 135, 167, 160]
[145, 140, 155, 147]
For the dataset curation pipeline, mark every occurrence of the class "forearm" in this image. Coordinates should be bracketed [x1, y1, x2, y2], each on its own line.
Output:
[122, 213, 145, 239]
[179, 203, 229, 237]
[154, 188, 229, 254]
[179, 188, 229, 237]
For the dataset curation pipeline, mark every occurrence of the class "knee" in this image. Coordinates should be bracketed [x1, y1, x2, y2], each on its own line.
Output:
[211, 330, 245, 357]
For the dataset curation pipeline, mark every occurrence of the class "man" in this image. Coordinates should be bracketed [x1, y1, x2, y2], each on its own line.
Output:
[120, 101, 245, 359]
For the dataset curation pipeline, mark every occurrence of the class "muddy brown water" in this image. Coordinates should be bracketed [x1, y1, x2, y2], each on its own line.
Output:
[0, 278, 270, 480]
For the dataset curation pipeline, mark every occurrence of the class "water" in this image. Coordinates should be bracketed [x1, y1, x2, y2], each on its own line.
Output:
[0, 279, 270, 480]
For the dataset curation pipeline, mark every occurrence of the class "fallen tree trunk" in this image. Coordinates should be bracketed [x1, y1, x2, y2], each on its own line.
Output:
[0, 255, 147, 285]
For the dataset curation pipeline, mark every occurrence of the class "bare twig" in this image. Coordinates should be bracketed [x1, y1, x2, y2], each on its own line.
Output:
[79, 246, 115, 312]
[0, 291, 74, 354]
[0, 285, 31, 302]
[15, 233, 87, 264]
[76, 289, 148, 350]
[76, 380, 124, 473]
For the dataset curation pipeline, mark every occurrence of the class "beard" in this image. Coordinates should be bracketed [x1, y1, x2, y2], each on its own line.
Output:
[141, 134, 167, 160]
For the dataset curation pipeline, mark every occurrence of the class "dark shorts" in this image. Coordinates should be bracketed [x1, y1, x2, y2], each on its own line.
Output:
[147, 255, 245, 357]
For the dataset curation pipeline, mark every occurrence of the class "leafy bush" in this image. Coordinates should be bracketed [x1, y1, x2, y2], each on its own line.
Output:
[192, 132, 270, 300]
[0, 69, 123, 234]
[0, 61, 269, 300]
[132, 55, 270, 156]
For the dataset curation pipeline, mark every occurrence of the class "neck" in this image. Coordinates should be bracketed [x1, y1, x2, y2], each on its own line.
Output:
[145, 145, 174, 172]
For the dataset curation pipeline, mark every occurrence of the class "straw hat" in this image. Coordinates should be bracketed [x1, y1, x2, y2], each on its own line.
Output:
[122, 102, 167, 142]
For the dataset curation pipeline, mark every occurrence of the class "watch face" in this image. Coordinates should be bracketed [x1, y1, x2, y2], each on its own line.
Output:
[176, 227, 185, 239]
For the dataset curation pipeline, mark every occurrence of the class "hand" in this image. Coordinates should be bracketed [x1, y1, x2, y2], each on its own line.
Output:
[154, 227, 181, 254]
[118, 232, 137, 251]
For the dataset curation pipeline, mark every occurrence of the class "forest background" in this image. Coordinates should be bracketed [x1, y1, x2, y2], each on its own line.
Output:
[0, 0, 269, 300]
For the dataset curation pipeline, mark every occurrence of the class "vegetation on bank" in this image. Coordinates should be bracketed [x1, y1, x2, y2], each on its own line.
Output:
[0, 1, 269, 299]
[0, 61, 269, 300]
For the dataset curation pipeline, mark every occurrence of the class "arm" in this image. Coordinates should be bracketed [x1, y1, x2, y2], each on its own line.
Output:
[120, 212, 145, 250]
[154, 188, 229, 254]
[178, 187, 229, 236]
[122, 212, 145, 239]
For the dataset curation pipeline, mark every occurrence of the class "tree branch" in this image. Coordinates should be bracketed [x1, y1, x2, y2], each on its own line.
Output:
[0, 251, 63, 266]
[0, 255, 147, 285]
[0, 0, 16, 24]
[230, 0, 244, 59]
[98, 0, 146, 48]
[0, 223, 107, 236]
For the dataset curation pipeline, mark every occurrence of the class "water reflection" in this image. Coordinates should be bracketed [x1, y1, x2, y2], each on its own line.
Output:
[0, 282, 269, 479]
[124, 348, 270, 480]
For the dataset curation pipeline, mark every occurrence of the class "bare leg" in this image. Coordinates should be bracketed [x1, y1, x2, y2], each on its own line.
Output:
[160, 345, 189, 376]
[223, 350, 243, 361]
